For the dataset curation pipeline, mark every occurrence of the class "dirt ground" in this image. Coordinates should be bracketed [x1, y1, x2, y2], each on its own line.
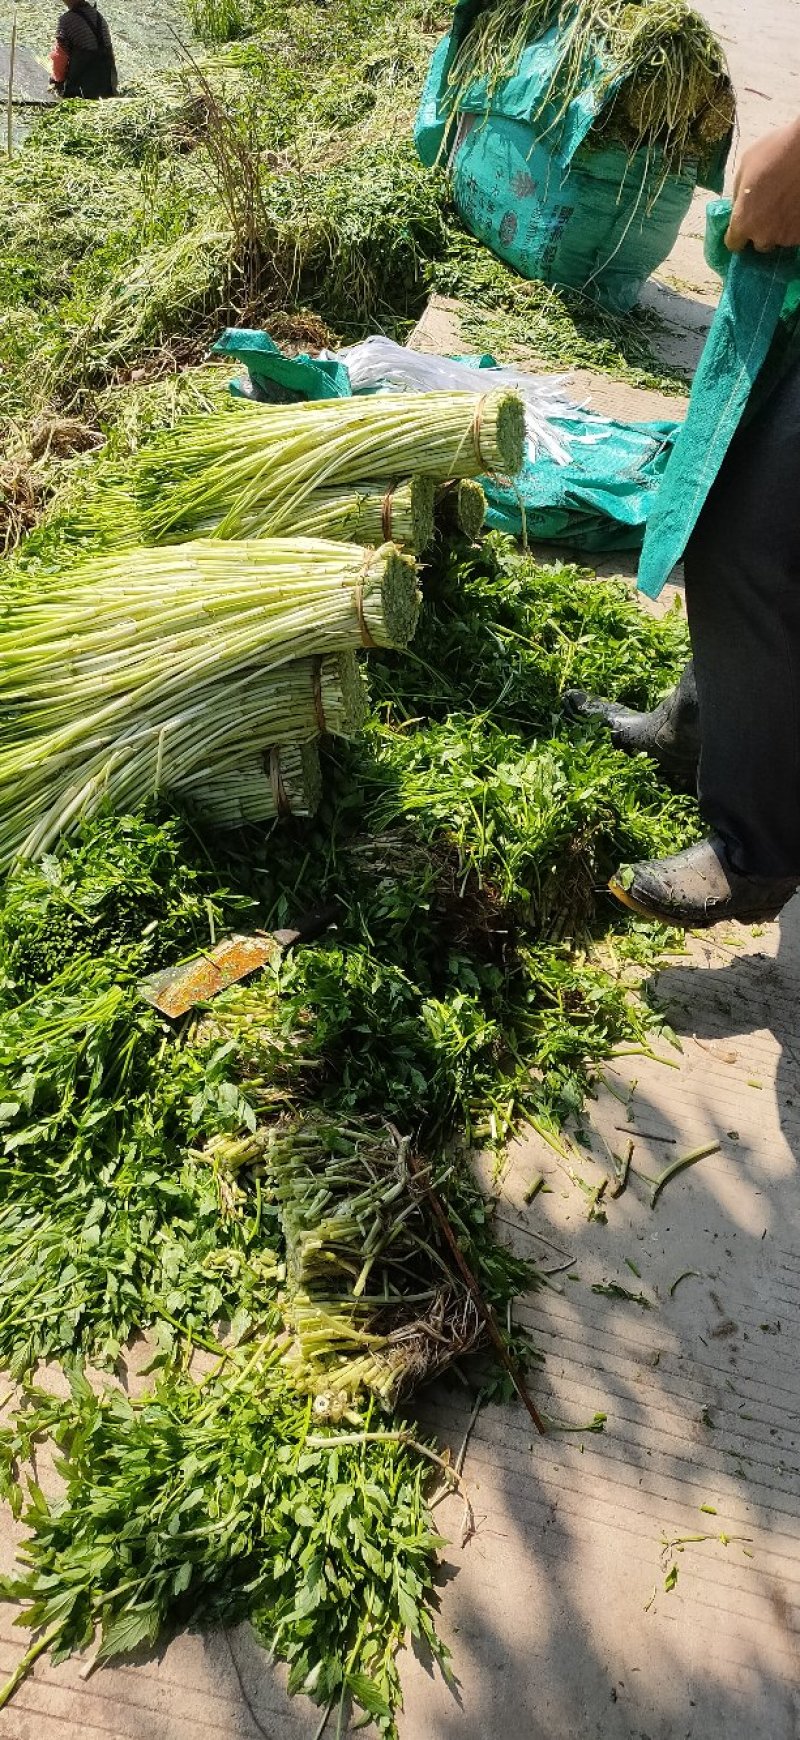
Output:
[1, 1, 799, 1736]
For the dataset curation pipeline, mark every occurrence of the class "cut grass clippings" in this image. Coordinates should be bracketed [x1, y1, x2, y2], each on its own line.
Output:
[428, 230, 692, 394]
[443, 0, 734, 177]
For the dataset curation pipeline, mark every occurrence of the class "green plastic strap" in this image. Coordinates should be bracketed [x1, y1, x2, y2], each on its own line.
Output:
[638, 200, 800, 599]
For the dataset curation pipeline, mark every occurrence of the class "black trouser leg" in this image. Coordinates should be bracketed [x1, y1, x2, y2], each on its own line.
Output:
[683, 354, 800, 877]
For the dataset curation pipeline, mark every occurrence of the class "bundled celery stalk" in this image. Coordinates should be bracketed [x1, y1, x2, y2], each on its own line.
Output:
[294, 477, 436, 554]
[117, 390, 524, 544]
[173, 652, 369, 826]
[206, 1115, 485, 1409]
[93, 477, 437, 557]
[192, 652, 367, 761]
[435, 479, 487, 541]
[0, 539, 415, 865]
[187, 742, 323, 826]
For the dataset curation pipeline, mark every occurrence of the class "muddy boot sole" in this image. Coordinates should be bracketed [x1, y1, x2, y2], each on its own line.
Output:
[608, 875, 786, 928]
[608, 835, 797, 928]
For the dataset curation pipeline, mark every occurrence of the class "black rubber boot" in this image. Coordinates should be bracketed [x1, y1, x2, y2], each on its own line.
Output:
[565, 661, 700, 791]
[608, 834, 798, 930]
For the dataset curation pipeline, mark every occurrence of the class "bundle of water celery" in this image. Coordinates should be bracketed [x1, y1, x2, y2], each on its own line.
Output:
[98, 390, 524, 544]
[0, 538, 416, 862]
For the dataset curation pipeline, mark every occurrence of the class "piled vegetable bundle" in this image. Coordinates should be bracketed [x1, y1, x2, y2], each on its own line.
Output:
[99, 389, 524, 545]
[435, 478, 488, 541]
[0, 1352, 449, 1729]
[0, 539, 415, 862]
[1, 391, 528, 850]
[445, 0, 734, 170]
[169, 655, 368, 824]
[266, 477, 436, 555]
[186, 741, 325, 826]
[99, 478, 439, 559]
[206, 1113, 488, 1410]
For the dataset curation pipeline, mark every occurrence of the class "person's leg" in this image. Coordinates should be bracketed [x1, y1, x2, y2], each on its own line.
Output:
[686, 353, 800, 876]
[565, 661, 699, 789]
[608, 355, 800, 927]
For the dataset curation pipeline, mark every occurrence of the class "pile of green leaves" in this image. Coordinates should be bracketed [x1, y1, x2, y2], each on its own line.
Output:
[0, 537, 696, 1730]
[0, 822, 281, 1376]
[0, 0, 700, 1719]
[0, 1356, 447, 1725]
[0, 813, 251, 988]
[0, 824, 521, 1729]
[373, 534, 691, 720]
[285, 141, 450, 332]
[0, 91, 217, 418]
[246, 541, 695, 1138]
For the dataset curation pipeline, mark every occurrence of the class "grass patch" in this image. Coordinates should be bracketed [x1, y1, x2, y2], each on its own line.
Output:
[429, 228, 691, 391]
[0, 0, 689, 457]
[0, 93, 448, 428]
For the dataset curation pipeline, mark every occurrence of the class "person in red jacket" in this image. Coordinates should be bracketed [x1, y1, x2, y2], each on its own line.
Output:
[49, 0, 118, 99]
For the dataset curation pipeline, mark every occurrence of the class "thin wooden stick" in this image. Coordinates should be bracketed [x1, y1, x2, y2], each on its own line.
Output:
[614, 1125, 676, 1144]
[455, 1391, 484, 1478]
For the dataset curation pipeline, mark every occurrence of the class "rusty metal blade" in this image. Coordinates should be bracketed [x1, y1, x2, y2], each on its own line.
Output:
[139, 905, 339, 1018]
[140, 934, 283, 1018]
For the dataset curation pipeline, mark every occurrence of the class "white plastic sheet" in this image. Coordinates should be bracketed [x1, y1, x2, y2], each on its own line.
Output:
[326, 336, 578, 464]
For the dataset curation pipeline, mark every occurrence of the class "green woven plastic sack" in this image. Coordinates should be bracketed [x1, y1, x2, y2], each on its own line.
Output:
[450, 115, 696, 314]
[443, 350, 677, 548]
[415, 31, 454, 168]
[483, 412, 677, 551]
[414, 2, 729, 313]
[414, 4, 610, 169]
[638, 202, 800, 599]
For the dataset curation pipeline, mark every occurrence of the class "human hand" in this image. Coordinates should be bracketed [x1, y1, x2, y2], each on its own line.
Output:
[725, 117, 800, 252]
